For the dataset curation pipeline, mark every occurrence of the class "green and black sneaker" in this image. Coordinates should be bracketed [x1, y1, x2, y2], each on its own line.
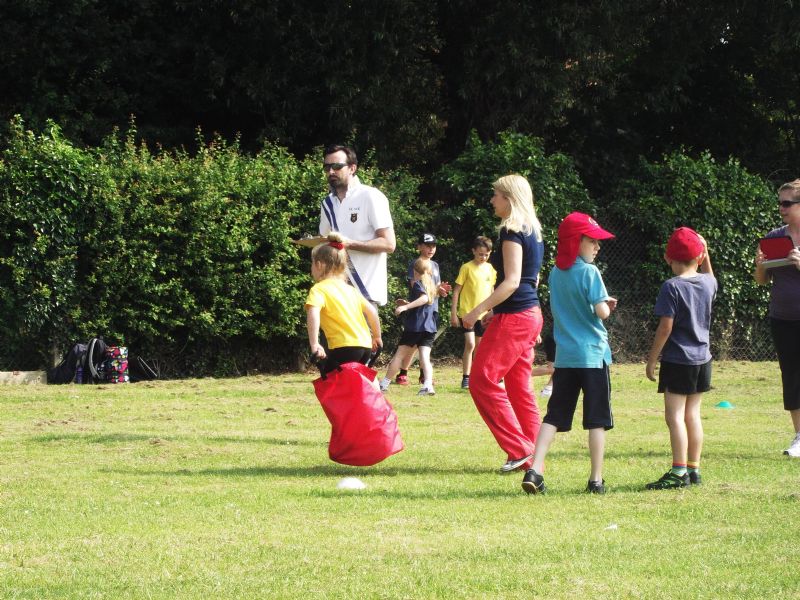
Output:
[646, 471, 689, 490]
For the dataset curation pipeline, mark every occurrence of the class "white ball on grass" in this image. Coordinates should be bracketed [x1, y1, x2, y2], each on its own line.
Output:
[336, 477, 366, 490]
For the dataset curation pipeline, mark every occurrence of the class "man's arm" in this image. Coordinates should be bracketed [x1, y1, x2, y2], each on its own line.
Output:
[344, 227, 396, 254]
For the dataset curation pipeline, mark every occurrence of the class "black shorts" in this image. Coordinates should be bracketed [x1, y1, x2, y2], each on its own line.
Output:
[399, 330, 436, 348]
[320, 346, 371, 375]
[542, 364, 613, 432]
[657, 360, 712, 395]
[458, 318, 486, 337]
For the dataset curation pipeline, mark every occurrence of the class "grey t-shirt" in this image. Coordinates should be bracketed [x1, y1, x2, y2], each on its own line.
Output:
[765, 226, 800, 321]
[654, 273, 718, 365]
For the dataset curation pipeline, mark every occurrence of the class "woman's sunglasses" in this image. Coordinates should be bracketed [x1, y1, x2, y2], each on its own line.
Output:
[779, 199, 800, 208]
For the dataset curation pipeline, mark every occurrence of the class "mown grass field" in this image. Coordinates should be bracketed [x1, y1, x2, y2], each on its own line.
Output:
[1, 362, 797, 599]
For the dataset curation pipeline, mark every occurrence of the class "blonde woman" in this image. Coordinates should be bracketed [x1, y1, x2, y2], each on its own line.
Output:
[754, 179, 800, 457]
[462, 174, 545, 472]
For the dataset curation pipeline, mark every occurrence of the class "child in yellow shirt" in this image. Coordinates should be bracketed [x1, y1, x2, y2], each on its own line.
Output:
[450, 236, 497, 389]
[305, 233, 382, 373]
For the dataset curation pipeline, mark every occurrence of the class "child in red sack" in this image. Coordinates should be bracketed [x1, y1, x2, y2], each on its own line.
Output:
[306, 232, 382, 373]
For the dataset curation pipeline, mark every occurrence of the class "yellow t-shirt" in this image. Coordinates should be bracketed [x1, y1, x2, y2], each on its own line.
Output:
[305, 278, 372, 349]
[455, 260, 497, 318]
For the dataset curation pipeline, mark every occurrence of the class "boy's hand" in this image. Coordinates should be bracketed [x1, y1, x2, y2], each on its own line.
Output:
[311, 344, 326, 360]
[438, 282, 452, 297]
[372, 337, 383, 352]
[606, 297, 618, 312]
[450, 314, 460, 327]
[645, 360, 657, 381]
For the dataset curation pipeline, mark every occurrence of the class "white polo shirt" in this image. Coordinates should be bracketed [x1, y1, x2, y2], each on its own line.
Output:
[319, 176, 393, 305]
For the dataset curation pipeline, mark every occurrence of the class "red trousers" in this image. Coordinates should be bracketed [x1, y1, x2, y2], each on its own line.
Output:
[470, 307, 543, 468]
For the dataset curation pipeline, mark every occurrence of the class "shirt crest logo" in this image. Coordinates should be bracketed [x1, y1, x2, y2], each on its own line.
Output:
[350, 213, 358, 223]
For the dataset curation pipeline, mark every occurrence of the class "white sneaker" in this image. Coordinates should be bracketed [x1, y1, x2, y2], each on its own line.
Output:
[417, 386, 435, 396]
[379, 379, 390, 393]
[784, 432, 800, 457]
[540, 385, 553, 399]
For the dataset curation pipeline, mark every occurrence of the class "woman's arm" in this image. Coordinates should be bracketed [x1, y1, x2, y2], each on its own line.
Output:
[462, 241, 521, 328]
[754, 247, 771, 285]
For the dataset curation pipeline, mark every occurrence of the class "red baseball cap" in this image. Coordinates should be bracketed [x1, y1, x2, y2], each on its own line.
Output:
[666, 227, 704, 262]
[555, 212, 615, 270]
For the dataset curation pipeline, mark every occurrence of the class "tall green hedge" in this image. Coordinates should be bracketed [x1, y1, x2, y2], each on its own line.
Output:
[0, 118, 427, 373]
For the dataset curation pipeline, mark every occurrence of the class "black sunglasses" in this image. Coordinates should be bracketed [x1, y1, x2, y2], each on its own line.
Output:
[323, 162, 348, 172]
[779, 199, 800, 208]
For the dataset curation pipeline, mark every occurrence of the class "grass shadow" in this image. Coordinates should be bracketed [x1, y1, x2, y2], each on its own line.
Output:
[103, 463, 498, 478]
[32, 432, 320, 446]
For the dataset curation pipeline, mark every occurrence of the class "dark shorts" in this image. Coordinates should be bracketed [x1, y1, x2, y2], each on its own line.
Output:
[657, 360, 712, 395]
[458, 318, 486, 337]
[542, 364, 613, 432]
[399, 330, 436, 348]
[771, 318, 800, 411]
[320, 346, 371, 375]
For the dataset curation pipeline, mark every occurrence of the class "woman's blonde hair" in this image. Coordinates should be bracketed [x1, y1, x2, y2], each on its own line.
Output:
[493, 174, 542, 241]
[778, 179, 800, 201]
[413, 258, 436, 305]
[311, 232, 348, 278]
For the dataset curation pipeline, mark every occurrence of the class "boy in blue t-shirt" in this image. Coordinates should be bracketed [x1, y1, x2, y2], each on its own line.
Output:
[645, 227, 717, 489]
[522, 212, 616, 495]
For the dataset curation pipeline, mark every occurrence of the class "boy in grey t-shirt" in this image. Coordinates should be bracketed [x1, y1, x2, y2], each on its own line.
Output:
[645, 227, 717, 489]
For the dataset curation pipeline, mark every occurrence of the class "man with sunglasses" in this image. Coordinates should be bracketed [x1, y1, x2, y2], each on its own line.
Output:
[754, 179, 800, 457]
[319, 144, 395, 306]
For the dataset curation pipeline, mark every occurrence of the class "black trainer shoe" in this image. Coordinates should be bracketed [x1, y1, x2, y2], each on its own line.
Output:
[688, 471, 702, 485]
[461, 375, 470, 389]
[586, 479, 606, 494]
[500, 453, 533, 473]
[521, 469, 546, 494]
[646, 470, 689, 490]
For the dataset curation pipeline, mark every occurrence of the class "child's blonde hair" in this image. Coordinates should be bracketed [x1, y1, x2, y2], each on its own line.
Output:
[493, 174, 542, 241]
[311, 232, 348, 279]
[413, 258, 436, 305]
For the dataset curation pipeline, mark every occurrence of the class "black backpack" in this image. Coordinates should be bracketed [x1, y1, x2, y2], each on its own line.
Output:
[47, 337, 108, 384]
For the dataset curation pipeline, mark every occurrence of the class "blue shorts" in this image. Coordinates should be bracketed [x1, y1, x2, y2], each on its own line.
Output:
[542, 363, 613, 432]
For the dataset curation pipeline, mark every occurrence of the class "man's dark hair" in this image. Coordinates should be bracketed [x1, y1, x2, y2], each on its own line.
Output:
[323, 144, 358, 166]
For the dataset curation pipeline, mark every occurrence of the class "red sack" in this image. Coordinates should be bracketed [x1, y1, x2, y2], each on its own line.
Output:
[313, 362, 404, 466]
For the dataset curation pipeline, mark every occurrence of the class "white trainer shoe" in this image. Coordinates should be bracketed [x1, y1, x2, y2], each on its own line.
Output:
[784, 432, 800, 457]
[540, 385, 553, 399]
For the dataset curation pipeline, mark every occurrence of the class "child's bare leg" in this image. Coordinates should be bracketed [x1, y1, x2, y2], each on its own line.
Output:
[399, 348, 418, 373]
[530, 422, 557, 473]
[384, 346, 415, 381]
[588, 427, 605, 482]
[685, 393, 703, 464]
[418, 345, 433, 388]
[462, 331, 476, 375]
[664, 392, 689, 465]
